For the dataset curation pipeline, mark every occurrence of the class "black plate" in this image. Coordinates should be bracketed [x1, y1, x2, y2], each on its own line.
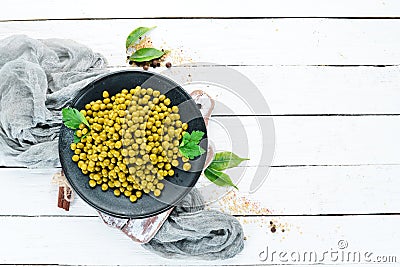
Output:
[59, 70, 207, 218]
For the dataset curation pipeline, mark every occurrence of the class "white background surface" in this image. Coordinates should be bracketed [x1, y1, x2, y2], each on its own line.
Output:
[1, 1, 400, 266]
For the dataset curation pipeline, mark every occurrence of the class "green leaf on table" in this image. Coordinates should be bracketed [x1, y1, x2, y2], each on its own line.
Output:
[208, 151, 249, 171]
[130, 48, 165, 62]
[179, 130, 206, 159]
[62, 107, 89, 130]
[126, 26, 156, 50]
[204, 167, 238, 190]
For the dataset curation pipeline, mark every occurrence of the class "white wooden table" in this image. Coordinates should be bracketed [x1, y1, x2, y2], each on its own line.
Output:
[1, 1, 400, 266]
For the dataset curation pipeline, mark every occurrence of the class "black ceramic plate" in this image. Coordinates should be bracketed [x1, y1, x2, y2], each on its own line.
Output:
[59, 70, 207, 218]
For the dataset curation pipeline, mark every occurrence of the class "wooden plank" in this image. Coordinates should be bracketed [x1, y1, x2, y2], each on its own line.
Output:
[4, 64, 399, 116]
[0, 215, 398, 265]
[178, 65, 400, 115]
[1, 165, 400, 216]
[212, 165, 400, 216]
[2, 0, 400, 20]
[1, 19, 400, 65]
[1, 115, 399, 166]
[1, 116, 399, 166]
[209, 116, 400, 166]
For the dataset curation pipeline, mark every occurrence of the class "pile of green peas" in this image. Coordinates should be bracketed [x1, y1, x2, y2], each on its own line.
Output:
[70, 86, 192, 203]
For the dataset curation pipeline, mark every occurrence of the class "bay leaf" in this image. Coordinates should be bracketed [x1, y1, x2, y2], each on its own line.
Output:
[204, 167, 238, 190]
[208, 151, 249, 171]
[130, 48, 164, 62]
[126, 26, 156, 50]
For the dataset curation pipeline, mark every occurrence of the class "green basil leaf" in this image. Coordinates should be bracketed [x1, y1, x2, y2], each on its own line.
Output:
[179, 142, 205, 159]
[130, 48, 164, 62]
[179, 145, 193, 158]
[62, 107, 90, 130]
[73, 132, 80, 143]
[204, 167, 238, 190]
[77, 110, 90, 129]
[126, 26, 156, 49]
[190, 130, 204, 143]
[182, 131, 191, 140]
[180, 132, 191, 147]
[62, 108, 82, 130]
[209, 151, 249, 171]
[179, 130, 206, 159]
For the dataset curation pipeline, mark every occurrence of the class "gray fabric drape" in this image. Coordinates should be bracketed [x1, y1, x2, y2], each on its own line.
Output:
[0, 35, 244, 260]
[142, 188, 244, 259]
[0, 35, 108, 167]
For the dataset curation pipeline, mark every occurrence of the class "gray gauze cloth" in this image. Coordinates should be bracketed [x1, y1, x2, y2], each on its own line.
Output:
[0, 35, 108, 167]
[142, 188, 244, 260]
[0, 35, 244, 260]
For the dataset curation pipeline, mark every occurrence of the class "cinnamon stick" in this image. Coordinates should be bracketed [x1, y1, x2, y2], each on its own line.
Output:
[57, 186, 64, 208]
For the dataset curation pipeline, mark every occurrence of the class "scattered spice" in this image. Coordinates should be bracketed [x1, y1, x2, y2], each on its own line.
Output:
[125, 27, 170, 70]
[217, 190, 271, 216]
[132, 36, 153, 51]
[269, 220, 287, 234]
[126, 26, 156, 50]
